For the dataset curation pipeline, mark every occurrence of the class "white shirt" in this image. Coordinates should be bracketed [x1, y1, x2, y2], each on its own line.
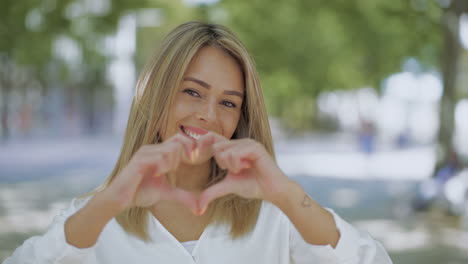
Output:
[3, 197, 392, 264]
[181, 241, 197, 255]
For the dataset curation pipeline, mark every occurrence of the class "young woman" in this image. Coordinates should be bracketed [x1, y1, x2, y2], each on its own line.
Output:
[4, 21, 392, 264]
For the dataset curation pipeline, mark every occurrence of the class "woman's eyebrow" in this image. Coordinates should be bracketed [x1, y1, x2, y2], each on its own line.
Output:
[184, 77, 211, 89]
[183, 76, 244, 99]
[224, 90, 243, 99]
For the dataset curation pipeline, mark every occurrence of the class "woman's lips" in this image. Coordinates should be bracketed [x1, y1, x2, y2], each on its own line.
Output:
[182, 125, 209, 135]
[180, 125, 209, 140]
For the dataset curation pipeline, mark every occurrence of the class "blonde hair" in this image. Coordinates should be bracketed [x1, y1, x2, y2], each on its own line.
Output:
[83, 21, 275, 242]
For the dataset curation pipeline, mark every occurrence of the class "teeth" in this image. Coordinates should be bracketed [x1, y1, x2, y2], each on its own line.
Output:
[182, 127, 201, 140]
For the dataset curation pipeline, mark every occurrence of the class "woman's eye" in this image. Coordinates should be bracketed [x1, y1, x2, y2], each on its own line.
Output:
[183, 89, 200, 97]
[222, 101, 236, 108]
[183, 89, 236, 108]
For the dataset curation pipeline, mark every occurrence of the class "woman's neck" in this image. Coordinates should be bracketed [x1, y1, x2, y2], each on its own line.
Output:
[172, 160, 211, 192]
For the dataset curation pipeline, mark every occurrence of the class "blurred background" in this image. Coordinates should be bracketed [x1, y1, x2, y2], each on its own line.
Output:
[1, 0, 468, 262]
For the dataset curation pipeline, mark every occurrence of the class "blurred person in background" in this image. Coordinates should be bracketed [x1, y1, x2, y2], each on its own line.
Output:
[412, 150, 464, 212]
[3, 21, 392, 264]
[357, 119, 376, 155]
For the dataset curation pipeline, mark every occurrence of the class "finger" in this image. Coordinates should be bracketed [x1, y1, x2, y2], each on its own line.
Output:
[225, 143, 260, 166]
[240, 159, 252, 169]
[233, 151, 242, 173]
[197, 131, 227, 152]
[140, 152, 172, 176]
[198, 180, 234, 215]
[164, 142, 184, 171]
[214, 143, 253, 173]
[124, 156, 164, 197]
[136, 143, 179, 173]
[154, 152, 173, 174]
[194, 132, 229, 163]
[227, 148, 252, 173]
[170, 133, 196, 161]
[155, 139, 189, 172]
[214, 151, 230, 170]
[228, 151, 239, 173]
[215, 150, 237, 173]
[134, 155, 160, 177]
[212, 140, 237, 154]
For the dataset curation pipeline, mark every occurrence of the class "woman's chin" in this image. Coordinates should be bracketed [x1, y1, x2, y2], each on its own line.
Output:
[185, 153, 212, 165]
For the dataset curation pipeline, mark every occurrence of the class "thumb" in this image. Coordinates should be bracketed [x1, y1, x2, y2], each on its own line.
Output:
[198, 180, 234, 215]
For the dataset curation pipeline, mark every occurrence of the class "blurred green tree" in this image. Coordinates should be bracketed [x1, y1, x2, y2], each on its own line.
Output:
[0, 0, 189, 140]
[203, 0, 467, 174]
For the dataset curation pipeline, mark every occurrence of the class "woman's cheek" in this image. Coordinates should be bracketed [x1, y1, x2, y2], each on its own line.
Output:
[221, 111, 240, 138]
[175, 98, 196, 116]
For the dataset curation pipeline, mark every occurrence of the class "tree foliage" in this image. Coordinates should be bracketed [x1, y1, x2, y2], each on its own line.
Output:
[205, 0, 447, 131]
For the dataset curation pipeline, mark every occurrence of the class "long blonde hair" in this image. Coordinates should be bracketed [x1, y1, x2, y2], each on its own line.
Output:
[84, 21, 275, 241]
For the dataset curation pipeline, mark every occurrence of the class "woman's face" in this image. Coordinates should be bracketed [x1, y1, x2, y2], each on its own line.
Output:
[164, 45, 245, 164]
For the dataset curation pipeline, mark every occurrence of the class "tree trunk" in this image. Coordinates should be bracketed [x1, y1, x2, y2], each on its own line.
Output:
[435, 1, 464, 175]
[0, 55, 12, 143]
[82, 83, 97, 135]
[0, 84, 11, 143]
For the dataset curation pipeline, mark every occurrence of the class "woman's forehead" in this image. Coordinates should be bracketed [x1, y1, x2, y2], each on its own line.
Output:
[184, 46, 244, 93]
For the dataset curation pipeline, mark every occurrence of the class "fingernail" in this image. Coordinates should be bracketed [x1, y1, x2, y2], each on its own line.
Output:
[196, 207, 206, 215]
[242, 160, 251, 169]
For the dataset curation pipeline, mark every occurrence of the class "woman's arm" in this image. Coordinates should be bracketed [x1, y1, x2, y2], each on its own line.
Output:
[271, 180, 340, 247]
[195, 133, 392, 263]
[272, 180, 393, 264]
[4, 134, 202, 264]
[64, 191, 122, 249]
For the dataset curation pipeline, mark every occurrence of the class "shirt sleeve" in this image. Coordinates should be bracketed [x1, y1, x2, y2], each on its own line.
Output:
[3, 197, 97, 264]
[289, 208, 393, 264]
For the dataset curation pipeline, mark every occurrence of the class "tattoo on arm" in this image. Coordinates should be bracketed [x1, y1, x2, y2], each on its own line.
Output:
[301, 193, 312, 207]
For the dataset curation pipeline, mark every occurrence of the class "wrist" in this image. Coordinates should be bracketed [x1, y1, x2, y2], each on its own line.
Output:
[266, 179, 302, 209]
[91, 190, 126, 218]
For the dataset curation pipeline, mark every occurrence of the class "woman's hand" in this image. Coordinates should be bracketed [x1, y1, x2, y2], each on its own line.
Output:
[196, 132, 292, 214]
[99, 133, 200, 215]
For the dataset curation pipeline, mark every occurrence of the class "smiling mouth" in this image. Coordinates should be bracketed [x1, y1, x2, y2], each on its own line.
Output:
[180, 126, 203, 140]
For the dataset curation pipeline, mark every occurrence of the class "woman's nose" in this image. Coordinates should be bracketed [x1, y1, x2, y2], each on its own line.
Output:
[197, 100, 217, 122]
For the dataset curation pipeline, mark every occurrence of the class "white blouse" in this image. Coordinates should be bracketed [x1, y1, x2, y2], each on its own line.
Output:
[181, 241, 197, 255]
[3, 197, 393, 264]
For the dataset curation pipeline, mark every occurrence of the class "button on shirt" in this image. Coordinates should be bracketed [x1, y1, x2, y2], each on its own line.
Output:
[3, 197, 393, 264]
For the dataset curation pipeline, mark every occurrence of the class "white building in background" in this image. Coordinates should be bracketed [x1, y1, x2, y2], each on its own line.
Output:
[107, 15, 137, 137]
[317, 16, 468, 154]
[317, 71, 468, 154]
[378, 71, 442, 144]
[455, 99, 468, 156]
[106, 9, 163, 136]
